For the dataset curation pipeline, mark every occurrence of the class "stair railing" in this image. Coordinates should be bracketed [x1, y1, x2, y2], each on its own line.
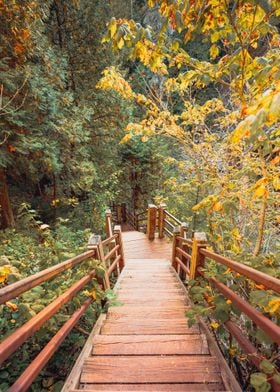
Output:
[170, 223, 280, 391]
[0, 211, 125, 392]
[110, 203, 147, 231]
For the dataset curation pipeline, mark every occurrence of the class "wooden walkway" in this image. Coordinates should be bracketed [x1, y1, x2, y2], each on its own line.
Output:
[63, 230, 237, 392]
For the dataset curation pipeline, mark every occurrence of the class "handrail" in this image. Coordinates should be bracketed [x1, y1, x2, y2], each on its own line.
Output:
[165, 210, 182, 225]
[0, 250, 95, 305]
[8, 297, 93, 392]
[102, 234, 118, 247]
[163, 218, 175, 229]
[200, 248, 280, 293]
[163, 227, 173, 237]
[0, 209, 126, 391]
[0, 271, 96, 365]
[104, 244, 120, 261]
[170, 225, 280, 385]
[198, 269, 280, 345]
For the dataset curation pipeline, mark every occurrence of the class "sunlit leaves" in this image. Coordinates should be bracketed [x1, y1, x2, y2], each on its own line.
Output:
[97, 67, 134, 99]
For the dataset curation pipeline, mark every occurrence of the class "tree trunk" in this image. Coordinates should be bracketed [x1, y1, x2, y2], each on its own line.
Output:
[0, 169, 15, 228]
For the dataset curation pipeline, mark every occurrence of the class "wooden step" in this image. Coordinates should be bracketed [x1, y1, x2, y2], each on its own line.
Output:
[92, 334, 209, 355]
[74, 384, 227, 391]
[102, 318, 198, 335]
[108, 306, 187, 318]
[80, 356, 222, 384]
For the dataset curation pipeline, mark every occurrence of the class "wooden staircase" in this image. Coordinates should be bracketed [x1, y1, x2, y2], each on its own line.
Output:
[2, 204, 279, 391]
[63, 230, 238, 391]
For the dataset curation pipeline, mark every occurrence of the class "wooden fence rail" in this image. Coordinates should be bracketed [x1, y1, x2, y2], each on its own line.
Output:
[0, 209, 125, 391]
[167, 216, 280, 392]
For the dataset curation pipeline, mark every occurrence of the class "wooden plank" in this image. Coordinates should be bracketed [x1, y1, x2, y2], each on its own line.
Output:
[117, 292, 185, 300]
[118, 284, 180, 290]
[80, 356, 222, 384]
[74, 384, 227, 391]
[113, 298, 187, 306]
[108, 306, 187, 318]
[101, 318, 198, 335]
[92, 334, 209, 355]
[117, 289, 184, 297]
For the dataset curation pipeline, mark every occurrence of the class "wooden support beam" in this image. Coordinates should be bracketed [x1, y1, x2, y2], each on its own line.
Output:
[158, 204, 166, 239]
[105, 209, 113, 238]
[114, 225, 125, 272]
[179, 223, 189, 281]
[171, 226, 181, 270]
[147, 204, 157, 240]
[88, 234, 110, 289]
[190, 232, 207, 280]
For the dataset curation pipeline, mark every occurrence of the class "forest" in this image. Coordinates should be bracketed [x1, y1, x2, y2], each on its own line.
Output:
[0, 0, 279, 391]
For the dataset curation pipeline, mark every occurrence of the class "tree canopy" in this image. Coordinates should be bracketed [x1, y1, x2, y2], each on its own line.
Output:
[0, 0, 279, 391]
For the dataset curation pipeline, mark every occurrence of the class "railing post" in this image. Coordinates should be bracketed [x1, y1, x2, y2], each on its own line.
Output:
[114, 225, 125, 271]
[158, 203, 166, 239]
[88, 234, 110, 290]
[190, 232, 207, 280]
[171, 226, 180, 270]
[179, 222, 188, 280]
[147, 204, 157, 240]
[105, 209, 113, 238]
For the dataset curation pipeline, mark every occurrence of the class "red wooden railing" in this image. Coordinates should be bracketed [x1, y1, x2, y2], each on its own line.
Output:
[145, 205, 280, 391]
[0, 210, 124, 391]
[110, 203, 147, 231]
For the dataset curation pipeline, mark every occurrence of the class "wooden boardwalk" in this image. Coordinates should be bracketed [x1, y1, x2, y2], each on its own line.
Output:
[63, 230, 237, 392]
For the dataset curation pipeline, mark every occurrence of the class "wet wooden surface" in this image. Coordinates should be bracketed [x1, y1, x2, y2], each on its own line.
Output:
[65, 230, 228, 392]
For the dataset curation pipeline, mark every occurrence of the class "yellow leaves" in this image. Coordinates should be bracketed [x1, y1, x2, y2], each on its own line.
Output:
[120, 133, 132, 144]
[231, 228, 241, 241]
[51, 199, 60, 206]
[228, 346, 237, 356]
[212, 201, 223, 212]
[5, 301, 18, 311]
[253, 177, 268, 199]
[133, 39, 168, 75]
[273, 175, 280, 191]
[0, 265, 12, 283]
[84, 288, 97, 300]
[267, 298, 280, 314]
[109, 18, 117, 38]
[117, 38, 124, 49]
[229, 115, 254, 144]
[210, 44, 219, 59]
[210, 321, 219, 329]
[97, 67, 134, 100]
[269, 93, 280, 123]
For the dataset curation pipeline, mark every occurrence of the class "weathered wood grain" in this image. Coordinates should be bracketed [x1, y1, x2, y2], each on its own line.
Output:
[62, 230, 233, 392]
[92, 334, 209, 355]
[108, 305, 187, 317]
[102, 318, 199, 335]
[75, 383, 227, 391]
[81, 356, 222, 384]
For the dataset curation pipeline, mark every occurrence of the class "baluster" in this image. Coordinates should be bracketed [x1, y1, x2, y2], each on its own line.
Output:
[114, 225, 125, 272]
[179, 222, 188, 280]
